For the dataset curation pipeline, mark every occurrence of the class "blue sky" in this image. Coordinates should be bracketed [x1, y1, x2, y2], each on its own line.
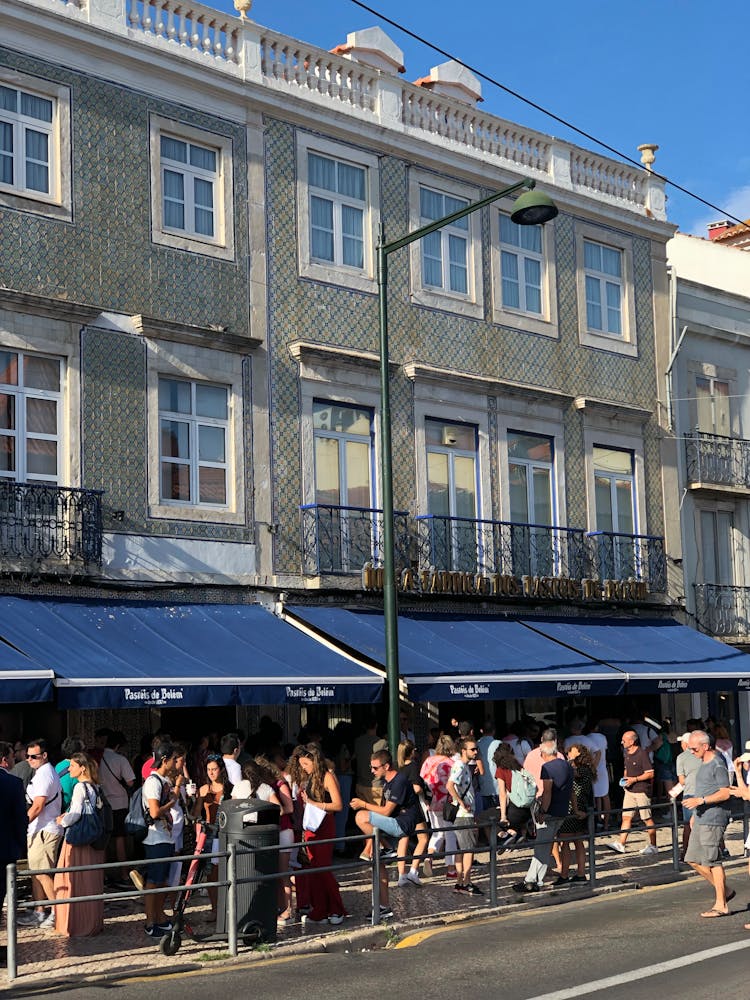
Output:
[221, 0, 749, 235]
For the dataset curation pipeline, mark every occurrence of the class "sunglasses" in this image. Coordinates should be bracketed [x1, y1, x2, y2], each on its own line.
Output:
[26, 752, 44, 760]
[206, 754, 223, 763]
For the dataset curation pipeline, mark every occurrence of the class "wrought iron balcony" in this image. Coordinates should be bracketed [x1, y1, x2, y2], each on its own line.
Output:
[300, 503, 411, 576]
[685, 431, 750, 490]
[694, 584, 750, 638]
[586, 531, 666, 593]
[414, 515, 587, 579]
[0, 482, 104, 570]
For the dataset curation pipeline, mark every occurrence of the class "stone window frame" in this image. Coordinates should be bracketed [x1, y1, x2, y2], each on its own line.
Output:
[490, 208, 558, 338]
[575, 221, 637, 357]
[149, 114, 235, 261]
[0, 67, 72, 222]
[146, 339, 245, 524]
[296, 131, 380, 294]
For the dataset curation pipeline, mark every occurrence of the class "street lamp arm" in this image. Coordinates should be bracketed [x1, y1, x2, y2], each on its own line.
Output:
[379, 178, 535, 257]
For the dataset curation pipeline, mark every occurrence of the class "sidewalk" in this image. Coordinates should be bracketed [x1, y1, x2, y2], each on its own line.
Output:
[3, 820, 748, 988]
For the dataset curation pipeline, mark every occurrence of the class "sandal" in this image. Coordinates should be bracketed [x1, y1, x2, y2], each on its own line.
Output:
[700, 908, 728, 918]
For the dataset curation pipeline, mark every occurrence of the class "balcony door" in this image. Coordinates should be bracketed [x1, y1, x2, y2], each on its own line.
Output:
[313, 401, 374, 571]
[426, 419, 478, 571]
[593, 446, 636, 579]
[508, 431, 554, 576]
[696, 376, 730, 436]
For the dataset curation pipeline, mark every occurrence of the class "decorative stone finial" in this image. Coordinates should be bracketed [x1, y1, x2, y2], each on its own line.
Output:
[637, 143, 659, 171]
[234, 0, 252, 19]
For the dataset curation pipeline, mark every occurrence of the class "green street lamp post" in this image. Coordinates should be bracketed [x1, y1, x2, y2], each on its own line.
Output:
[377, 177, 559, 756]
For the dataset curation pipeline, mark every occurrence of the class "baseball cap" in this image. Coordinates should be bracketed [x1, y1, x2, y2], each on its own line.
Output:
[737, 751, 750, 764]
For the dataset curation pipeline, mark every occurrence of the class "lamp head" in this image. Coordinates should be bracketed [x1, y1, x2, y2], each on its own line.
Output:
[510, 188, 558, 226]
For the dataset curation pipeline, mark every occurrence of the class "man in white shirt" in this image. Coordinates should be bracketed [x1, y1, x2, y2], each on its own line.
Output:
[141, 742, 178, 937]
[19, 738, 62, 928]
[220, 733, 242, 785]
[99, 730, 135, 886]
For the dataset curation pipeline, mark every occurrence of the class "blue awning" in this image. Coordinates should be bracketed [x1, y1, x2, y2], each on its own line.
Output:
[524, 617, 750, 694]
[0, 637, 54, 703]
[0, 598, 383, 708]
[287, 607, 627, 700]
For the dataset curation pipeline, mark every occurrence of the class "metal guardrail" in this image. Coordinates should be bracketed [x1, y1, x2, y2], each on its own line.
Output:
[694, 583, 750, 638]
[0, 481, 104, 567]
[685, 431, 750, 489]
[6, 797, 712, 983]
[300, 503, 410, 575]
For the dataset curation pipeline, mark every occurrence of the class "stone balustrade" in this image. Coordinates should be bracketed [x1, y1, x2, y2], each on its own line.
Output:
[19, 0, 667, 220]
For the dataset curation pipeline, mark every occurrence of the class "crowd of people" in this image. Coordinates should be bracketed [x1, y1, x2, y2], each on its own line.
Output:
[0, 708, 748, 955]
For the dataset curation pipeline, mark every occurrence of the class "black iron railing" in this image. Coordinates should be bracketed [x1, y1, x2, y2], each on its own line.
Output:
[586, 530, 666, 592]
[694, 583, 750, 638]
[0, 482, 104, 567]
[413, 515, 588, 578]
[300, 503, 410, 576]
[685, 431, 750, 489]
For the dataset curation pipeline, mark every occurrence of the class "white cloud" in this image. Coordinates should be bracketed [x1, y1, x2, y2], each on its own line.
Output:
[688, 184, 750, 237]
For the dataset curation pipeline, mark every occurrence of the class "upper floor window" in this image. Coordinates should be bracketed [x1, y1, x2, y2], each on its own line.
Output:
[0, 350, 62, 484]
[149, 116, 234, 260]
[498, 216, 543, 315]
[593, 446, 635, 535]
[507, 432, 554, 525]
[0, 85, 53, 196]
[308, 152, 366, 270]
[419, 187, 469, 295]
[158, 377, 228, 507]
[160, 135, 217, 240]
[296, 133, 379, 293]
[584, 240, 622, 335]
[313, 401, 373, 509]
[696, 375, 730, 436]
[575, 224, 636, 356]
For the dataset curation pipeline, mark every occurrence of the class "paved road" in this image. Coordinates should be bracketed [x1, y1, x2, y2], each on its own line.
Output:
[9, 877, 750, 1000]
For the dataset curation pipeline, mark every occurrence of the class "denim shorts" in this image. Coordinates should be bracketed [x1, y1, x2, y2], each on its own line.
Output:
[369, 812, 404, 839]
[143, 842, 175, 884]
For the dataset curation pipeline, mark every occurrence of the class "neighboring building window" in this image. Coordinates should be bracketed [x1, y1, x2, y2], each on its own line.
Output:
[149, 116, 234, 259]
[0, 350, 61, 484]
[498, 215, 543, 315]
[695, 376, 730, 435]
[700, 509, 733, 585]
[584, 240, 622, 335]
[160, 135, 217, 240]
[419, 186, 469, 294]
[0, 84, 53, 196]
[308, 152, 366, 270]
[158, 377, 228, 506]
[296, 133, 379, 292]
[426, 419, 478, 571]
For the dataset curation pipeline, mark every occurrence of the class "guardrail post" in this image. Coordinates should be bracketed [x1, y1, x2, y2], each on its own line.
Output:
[488, 814, 498, 907]
[670, 796, 681, 871]
[371, 833, 380, 925]
[227, 842, 238, 957]
[6, 863, 17, 982]
[587, 808, 596, 886]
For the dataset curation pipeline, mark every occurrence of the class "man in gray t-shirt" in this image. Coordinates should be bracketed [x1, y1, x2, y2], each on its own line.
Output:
[676, 732, 703, 858]
[683, 731, 733, 917]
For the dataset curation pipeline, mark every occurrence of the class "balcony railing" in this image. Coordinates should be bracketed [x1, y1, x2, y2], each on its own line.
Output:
[414, 515, 587, 579]
[685, 431, 750, 490]
[586, 531, 666, 593]
[694, 583, 750, 638]
[300, 504, 410, 576]
[0, 482, 104, 569]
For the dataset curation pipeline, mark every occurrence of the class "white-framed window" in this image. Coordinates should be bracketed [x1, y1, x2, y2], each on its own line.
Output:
[584, 240, 623, 335]
[149, 116, 234, 260]
[419, 187, 469, 295]
[425, 418, 479, 572]
[575, 223, 636, 356]
[491, 209, 557, 336]
[158, 377, 229, 508]
[593, 446, 636, 535]
[296, 133, 379, 292]
[0, 350, 62, 484]
[695, 375, 730, 436]
[699, 508, 734, 586]
[0, 70, 71, 219]
[408, 170, 483, 318]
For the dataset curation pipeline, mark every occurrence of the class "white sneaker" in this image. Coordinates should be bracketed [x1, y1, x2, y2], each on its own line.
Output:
[17, 910, 43, 926]
[640, 844, 658, 856]
[38, 911, 56, 930]
[406, 870, 422, 887]
[328, 913, 344, 925]
[397, 874, 411, 887]
[422, 859, 433, 877]
[608, 841, 626, 854]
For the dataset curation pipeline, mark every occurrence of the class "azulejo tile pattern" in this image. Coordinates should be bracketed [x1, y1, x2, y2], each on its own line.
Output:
[265, 117, 666, 574]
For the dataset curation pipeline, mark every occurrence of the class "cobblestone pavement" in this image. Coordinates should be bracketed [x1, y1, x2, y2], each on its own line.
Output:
[3, 821, 748, 987]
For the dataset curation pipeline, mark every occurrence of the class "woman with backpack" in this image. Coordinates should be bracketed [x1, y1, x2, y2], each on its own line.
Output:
[54, 753, 105, 936]
[494, 742, 536, 852]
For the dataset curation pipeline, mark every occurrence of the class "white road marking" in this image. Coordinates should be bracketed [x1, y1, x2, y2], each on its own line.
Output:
[524, 938, 750, 1000]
